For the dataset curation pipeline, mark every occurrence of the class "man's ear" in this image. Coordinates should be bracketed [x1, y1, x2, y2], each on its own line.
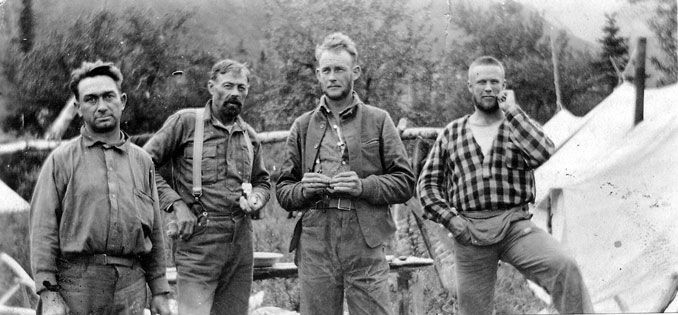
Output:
[352, 65, 361, 81]
[207, 80, 214, 95]
[467, 80, 472, 93]
[315, 68, 321, 81]
[74, 100, 82, 117]
[120, 93, 127, 110]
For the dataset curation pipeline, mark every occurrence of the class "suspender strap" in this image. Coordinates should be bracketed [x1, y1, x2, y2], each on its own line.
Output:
[192, 108, 205, 199]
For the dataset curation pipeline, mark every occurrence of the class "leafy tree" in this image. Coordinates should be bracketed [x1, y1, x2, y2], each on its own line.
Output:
[3, 9, 216, 136]
[446, 0, 601, 123]
[641, 0, 677, 86]
[253, 0, 438, 130]
[593, 13, 629, 94]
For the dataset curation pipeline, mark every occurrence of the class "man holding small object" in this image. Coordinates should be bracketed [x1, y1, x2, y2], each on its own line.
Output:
[276, 32, 415, 315]
[144, 59, 270, 315]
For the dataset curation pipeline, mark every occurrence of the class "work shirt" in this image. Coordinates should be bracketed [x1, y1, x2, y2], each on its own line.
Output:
[315, 101, 353, 177]
[143, 101, 271, 213]
[30, 127, 170, 295]
[418, 105, 555, 227]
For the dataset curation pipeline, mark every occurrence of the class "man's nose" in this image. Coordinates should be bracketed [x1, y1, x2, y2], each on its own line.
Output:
[327, 71, 337, 81]
[95, 102, 110, 112]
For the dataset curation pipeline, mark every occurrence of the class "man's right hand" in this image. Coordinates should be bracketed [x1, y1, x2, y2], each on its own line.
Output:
[301, 172, 331, 199]
[445, 215, 467, 237]
[173, 200, 197, 240]
[40, 291, 69, 315]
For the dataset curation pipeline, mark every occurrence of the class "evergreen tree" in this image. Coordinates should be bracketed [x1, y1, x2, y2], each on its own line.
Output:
[629, 0, 677, 86]
[593, 13, 629, 94]
[446, 0, 602, 123]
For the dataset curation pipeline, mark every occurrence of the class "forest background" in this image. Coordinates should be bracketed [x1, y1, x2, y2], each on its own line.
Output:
[0, 0, 675, 313]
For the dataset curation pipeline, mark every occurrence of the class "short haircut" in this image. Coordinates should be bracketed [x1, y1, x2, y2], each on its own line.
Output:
[69, 60, 123, 100]
[210, 59, 251, 83]
[315, 32, 359, 64]
[468, 56, 505, 79]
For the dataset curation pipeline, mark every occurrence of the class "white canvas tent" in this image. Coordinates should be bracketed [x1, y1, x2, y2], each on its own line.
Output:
[532, 82, 678, 312]
[541, 108, 586, 149]
[0, 179, 29, 213]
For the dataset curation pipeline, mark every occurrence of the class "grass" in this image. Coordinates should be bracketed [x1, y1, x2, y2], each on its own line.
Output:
[0, 143, 546, 314]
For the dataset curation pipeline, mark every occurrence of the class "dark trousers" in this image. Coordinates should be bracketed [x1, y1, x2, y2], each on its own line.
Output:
[453, 219, 593, 315]
[298, 209, 393, 315]
[175, 214, 253, 315]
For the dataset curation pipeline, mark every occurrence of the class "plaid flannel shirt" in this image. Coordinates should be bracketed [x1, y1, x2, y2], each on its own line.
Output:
[417, 105, 555, 227]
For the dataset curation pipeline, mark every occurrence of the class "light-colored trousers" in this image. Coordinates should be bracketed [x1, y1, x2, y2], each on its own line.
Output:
[452, 219, 593, 315]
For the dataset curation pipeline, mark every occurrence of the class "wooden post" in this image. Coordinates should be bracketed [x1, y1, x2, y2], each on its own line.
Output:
[397, 270, 412, 315]
[634, 37, 646, 125]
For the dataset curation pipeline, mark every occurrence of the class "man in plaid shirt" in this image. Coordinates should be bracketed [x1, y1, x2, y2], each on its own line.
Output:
[418, 56, 592, 314]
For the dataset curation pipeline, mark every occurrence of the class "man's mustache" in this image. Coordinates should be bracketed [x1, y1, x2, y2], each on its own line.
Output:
[224, 96, 242, 106]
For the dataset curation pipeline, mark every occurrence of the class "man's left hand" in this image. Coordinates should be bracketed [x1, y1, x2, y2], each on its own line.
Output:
[239, 192, 265, 214]
[150, 293, 172, 315]
[329, 171, 363, 197]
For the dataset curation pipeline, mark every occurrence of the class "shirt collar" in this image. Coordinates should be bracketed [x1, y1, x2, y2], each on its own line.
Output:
[318, 91, 362, 119]
[204, 100, 246, 133]
[80, 126, 130, 151]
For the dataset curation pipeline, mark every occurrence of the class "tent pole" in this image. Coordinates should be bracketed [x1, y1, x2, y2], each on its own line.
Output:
[634, 37, 646, 125]
[550, 28, 563, 112]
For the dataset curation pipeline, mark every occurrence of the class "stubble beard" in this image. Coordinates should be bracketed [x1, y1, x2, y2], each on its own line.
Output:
[473, 96, 500, 114]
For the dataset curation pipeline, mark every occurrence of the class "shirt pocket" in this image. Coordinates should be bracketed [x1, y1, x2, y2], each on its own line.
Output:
[184, 144, 219, 184]
[133, 188, 154, 240]
[504, 142, 528, 170]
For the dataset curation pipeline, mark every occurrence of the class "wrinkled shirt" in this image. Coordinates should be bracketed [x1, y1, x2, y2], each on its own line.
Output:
[143, 101, 271, 212]
[315, 102, 354, 177]
[418, 105, 555, 227]
[30, 128, 170, 295]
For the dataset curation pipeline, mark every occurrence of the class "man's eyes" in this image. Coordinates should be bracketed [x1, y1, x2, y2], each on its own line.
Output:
[223, 84, 247, 91]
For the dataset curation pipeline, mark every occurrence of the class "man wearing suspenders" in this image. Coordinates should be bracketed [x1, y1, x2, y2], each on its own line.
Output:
[144, 59, 271, 315]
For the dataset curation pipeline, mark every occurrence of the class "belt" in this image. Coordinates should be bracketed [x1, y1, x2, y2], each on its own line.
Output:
[66, 254, 138, 267]
[312, 198, 356, 211]
[462, 204, 529, 219]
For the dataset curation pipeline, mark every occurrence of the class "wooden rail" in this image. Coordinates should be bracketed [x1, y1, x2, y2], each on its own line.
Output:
[0, 127, 442, 155]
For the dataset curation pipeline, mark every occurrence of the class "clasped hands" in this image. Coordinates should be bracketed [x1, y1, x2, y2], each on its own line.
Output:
[301, 171, 363, 199]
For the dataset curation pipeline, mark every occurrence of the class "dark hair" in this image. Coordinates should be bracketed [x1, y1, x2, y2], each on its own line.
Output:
[210, 59, 251, 83]
[315, 32, 359, 64]
[68, 60, 123, 100]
